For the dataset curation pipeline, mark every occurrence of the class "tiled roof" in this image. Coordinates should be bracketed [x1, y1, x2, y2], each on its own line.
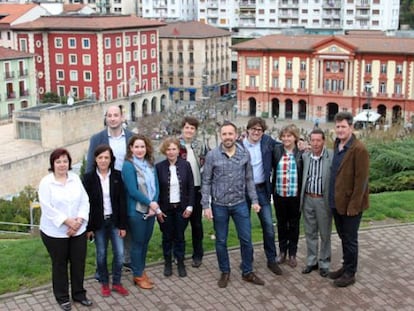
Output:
[159, 21, 231, 38]
[0, 46, 34, 60]
[0, 3, 38, 25]
[11, 14, 165, 31]
[63, 4, 87, 13]
[232, 33, 414, 55]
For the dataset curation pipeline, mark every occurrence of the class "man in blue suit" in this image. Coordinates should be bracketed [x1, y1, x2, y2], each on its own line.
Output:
[86, 105, 134, 270]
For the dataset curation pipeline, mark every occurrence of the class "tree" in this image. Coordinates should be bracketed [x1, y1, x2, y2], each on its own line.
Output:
[41, 92, 60, 104]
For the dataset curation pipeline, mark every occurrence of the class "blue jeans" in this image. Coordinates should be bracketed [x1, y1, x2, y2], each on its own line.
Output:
[94, 218, 124, 285]
[128, 212, 155, 277]
[159, 205, 189, 260]
[332, 209, 362, 276]
[212, 202, 254, 276]
[247, 187, 277, 263]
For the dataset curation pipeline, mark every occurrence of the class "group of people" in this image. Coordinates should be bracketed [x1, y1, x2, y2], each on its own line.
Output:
[38, 105, 369, 310]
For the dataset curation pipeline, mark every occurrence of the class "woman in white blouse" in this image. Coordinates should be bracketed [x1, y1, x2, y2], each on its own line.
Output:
[38, 148, 92, 311]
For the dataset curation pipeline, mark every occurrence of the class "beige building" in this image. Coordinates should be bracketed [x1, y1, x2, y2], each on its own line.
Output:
[158, 21, 232, 104]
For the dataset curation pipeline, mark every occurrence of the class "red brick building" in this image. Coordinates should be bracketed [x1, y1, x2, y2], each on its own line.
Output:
[233, 32, 414, 126]
[12, 15, 165, 103]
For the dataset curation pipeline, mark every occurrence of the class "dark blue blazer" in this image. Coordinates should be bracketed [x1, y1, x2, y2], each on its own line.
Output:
[86, 128, 133, 173]
[261, 134, 280, 200]
[156, 158, 195, 212]
[82, 169, 127, 231]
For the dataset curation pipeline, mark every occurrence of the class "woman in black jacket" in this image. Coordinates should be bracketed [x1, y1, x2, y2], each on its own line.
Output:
[156, 137, 195, 278]
[82, 144, 129, 297]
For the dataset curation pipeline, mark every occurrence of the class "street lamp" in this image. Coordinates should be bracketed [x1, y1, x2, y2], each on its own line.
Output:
[365, 83, 373, 130]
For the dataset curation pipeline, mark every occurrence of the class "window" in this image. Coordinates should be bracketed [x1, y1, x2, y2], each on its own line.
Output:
[69, 54, 77, 65]
[396, 64, 403, 74]
[106, 87, 112, 100]
[151, 34, 156, 44]
[142, 64, 147, 74]
[133, 35, 138, 46]
[84, 71, 92, 81]
[116, 37, 121, 48]
[151, 48, 156, 58]
[125, 36, 130, 47]
[247, 57, 260, 70]
[57, 70, 64, 80]
[365, 63, 371, 73]
[134, 51, 139, 61]
[106, 70, 112, 81]
[68, 38, 76, 49]
[273, 60, 279, 70]
[286, 78, 292, 89]
[125, 52, 131, 62]
[141, 34, 147, 45]
[300, 79, 306, 89]
[116, 52, 122, 64]
[395, 83, 402, 94]
[142, 50, 147, 60]
[379, 82, 386, 93]
[105, 38, 111, 48]
[286, 61, 292, 71]
[105, 54, 111, 65]
[380, 63, 387, 74]
[69, 70, 78, 81]
[151, 63, 156, 73]
[117, 68, 122, 79]
[19, 39, 28, 52]
[84, 87, 93, 98]
[83, 54, 91, 66]
[56, 54, 64, 64]
[300, 61, 306, 71]
[272, 77, 279, 88]
[130, 66, 135, 77]
[82, 38, 90, 49]
[249, 76, 256, 87]
[55, 38, 63, 48]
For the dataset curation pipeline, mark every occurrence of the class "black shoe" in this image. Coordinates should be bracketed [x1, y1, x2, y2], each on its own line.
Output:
[267, 262, 282, 275]
[73, 298, 93, 307]
[177, 260, 187, 277]
[192, 258, 202, 268]
[302, 264, 318, 274]
[59, 302, 71, 311]
[218, 272, 230, 288]
[333, 273, 355, 287]
[164, 261, 172, 277]
[242, 272, 265, 286]
[319, 268, 329, 278]
[329, 267, 345, 280]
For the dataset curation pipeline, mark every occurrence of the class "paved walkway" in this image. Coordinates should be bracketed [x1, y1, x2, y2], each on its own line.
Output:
[1, 224, 414, 310]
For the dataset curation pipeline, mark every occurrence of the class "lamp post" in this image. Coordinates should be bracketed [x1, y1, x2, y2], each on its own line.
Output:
[365, 83, 373, 130]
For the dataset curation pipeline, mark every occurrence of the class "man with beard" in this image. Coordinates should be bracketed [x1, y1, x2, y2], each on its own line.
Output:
[202, 121, 264, 288]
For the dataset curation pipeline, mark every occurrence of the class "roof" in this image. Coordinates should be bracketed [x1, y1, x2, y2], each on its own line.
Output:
[232, 32, 414, 55]
[0, 46, 34, 60]
[0, 3, 39, 25]
[11, 14, 165, 31]
[62, 4, 88, 13]
[159, 21, 231, 39]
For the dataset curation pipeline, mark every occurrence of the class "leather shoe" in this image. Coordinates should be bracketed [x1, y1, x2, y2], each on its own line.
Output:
[302, 264, 318, 274]
[287, 256, 297, 268]
[242, 272, 265, 286]
[74, 298, 93, 307]
[333, 273, 355, 287]
[319, 268, 329, 277]
[267, 262, 282, 275]
[277, 252, 286, 264]
[218, 272, 230, 288]
[192, 258, 202, 268]
[329, 267, 345, 280]
[59, 302, 71, 311]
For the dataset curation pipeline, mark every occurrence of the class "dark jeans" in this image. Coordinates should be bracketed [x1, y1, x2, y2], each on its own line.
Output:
[247, 186, 277, 263]
[159, 204, 189, 261]
[332, 209, 362, 276]
[274, 195, 301, 257]
[94, 217, 124, 285]
[186, 186, 204, 260]
[41, 231, 87, 304]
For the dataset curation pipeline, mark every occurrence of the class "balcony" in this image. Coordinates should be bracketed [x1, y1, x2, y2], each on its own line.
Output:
[6, 92, 16, 99]
[188, 71, 194, 77]
[4, 71, 15, 79]
[19, 69, 28, 77]
[19, 90, 29, 97]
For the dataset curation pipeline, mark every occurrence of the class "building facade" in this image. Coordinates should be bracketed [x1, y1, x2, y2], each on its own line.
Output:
[0, 47, 36, 121]
[11, 15, 166, 117]
[199, 0, 400, 37]
[159, 21, 232, 103]
[233, 32, 414, 126]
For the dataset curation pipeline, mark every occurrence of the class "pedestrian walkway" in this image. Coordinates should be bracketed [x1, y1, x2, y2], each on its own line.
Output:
[1, 224, 414, 310]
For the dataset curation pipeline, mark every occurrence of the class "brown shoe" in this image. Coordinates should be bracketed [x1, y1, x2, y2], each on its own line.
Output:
[333, 273, 355, 287]
[218, 272, 230, 288]
[143, 271, 154, 285]
[242, 272, 265, 286]
[267, 262, 283, 275]
[328, 267, 344, 280]
[288, 256, 297, 268]
[133, 276, 153, 289]
[277, 252, 286, 264]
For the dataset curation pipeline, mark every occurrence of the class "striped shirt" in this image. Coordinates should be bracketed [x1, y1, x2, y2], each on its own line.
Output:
[305, 149, 325, 195]
[275, 151, 298, 197]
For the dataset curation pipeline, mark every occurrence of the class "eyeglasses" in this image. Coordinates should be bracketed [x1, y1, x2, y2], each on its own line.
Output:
[249, 127, 263, 133]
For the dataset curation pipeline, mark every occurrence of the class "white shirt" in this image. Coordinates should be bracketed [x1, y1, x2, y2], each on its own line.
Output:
[97, 169, 112, 216]
[185, 142, 201, 187]
[169, 165, 181, 203]
[38, 171, 90, 238]
[108, 129, 126, 171]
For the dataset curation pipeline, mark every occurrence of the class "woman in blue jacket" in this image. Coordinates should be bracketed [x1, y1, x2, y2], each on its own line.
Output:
[122, 134, 164, 290]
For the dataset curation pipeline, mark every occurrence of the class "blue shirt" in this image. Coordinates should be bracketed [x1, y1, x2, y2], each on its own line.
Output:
[243, 138, 265, 184]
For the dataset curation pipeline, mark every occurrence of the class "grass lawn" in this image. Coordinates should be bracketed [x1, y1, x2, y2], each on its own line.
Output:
[0, 190, 413, 296]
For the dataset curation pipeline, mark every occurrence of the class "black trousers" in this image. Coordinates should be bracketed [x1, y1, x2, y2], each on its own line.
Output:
[187, 186, 204, 260]
[41, 231, 87, 304]
[274, 195, 301, 257]
[332, 209, 362, 276]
